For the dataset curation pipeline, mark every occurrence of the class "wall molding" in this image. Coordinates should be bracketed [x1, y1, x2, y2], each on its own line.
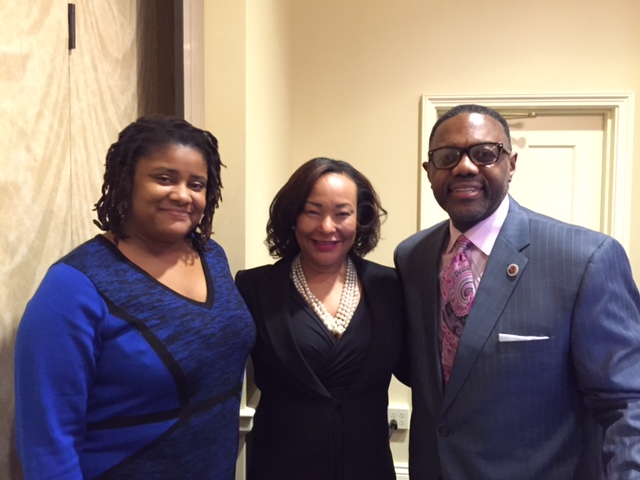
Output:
[181, 0, 205, 127]
[395, 464, 409, 480]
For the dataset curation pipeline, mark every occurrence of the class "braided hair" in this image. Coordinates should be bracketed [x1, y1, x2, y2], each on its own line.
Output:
[93, 116, 223, 252]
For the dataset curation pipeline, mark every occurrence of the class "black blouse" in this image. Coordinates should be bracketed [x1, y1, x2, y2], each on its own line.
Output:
[289, 285, 372, 400]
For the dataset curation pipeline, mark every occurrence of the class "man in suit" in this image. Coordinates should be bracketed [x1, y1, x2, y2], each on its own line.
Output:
[394, 104, 640, 479]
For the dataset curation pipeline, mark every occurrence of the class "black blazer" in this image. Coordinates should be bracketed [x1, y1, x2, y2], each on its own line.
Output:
[236, 256, 405, 480]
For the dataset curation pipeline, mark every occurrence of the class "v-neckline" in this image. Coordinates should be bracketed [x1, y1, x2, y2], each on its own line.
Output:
[96, 235, 214, 308]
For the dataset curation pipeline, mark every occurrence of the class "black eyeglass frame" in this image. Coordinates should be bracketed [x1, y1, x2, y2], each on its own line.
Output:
[426, 142, 512, 170]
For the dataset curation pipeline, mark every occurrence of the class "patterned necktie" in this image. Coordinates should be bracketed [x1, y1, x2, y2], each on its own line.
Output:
[440, 235, 476, 384]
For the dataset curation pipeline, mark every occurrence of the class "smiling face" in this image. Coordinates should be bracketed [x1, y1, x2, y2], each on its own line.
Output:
[295, 173, 358, 273]
[425, 112, 517, 232]
[124, 144, 208, 245]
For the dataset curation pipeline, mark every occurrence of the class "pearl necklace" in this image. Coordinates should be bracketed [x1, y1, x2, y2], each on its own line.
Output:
[290, 254, 360, 336]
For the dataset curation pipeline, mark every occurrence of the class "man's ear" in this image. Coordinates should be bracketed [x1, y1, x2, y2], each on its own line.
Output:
[508, 152, 517, 182]
[422, 161, 433, 184]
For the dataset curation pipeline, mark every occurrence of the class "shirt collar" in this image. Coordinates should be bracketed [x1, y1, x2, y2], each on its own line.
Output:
[446, 195, 510, 256]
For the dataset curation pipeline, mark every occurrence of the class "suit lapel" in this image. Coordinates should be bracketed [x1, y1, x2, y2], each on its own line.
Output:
[259, 258, 331, 398]
[442, 198, 531, 411]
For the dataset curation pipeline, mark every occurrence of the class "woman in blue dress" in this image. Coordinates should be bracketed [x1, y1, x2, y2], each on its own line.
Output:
[14, 117, 256, 479]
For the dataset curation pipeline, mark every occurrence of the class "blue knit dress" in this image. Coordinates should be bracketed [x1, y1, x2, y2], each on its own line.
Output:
[15, 236, 256, 479]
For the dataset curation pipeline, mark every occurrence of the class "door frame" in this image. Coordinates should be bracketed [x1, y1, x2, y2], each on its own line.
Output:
[420, 93, 635, 251]
[180, 0, 205, 127]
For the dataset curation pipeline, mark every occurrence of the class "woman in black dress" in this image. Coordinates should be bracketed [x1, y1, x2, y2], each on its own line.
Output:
[236, 157, 406, 480]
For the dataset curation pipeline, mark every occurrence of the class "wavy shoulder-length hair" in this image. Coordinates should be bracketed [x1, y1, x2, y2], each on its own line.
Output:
[266, 157, 387, 259]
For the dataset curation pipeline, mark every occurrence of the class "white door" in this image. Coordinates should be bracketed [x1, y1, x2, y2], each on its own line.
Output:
[508, 114, 604, 232]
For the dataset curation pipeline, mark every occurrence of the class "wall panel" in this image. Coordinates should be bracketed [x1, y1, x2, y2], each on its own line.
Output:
[70, 0, 139, 244]
[0, 3, 71, 477]
[1, 1, 176, 477]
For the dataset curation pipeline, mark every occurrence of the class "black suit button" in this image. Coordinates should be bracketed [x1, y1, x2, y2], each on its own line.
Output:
[438, 425, 450, 437]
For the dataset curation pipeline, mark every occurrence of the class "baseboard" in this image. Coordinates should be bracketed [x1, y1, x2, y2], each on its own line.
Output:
[395, 463, 409, 480]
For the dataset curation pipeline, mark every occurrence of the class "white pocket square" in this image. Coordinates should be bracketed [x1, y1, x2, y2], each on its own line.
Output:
[498, 333, 549, 342]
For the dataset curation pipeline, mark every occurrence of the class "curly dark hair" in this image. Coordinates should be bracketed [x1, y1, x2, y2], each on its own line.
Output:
[93, 116, 223, 252]
[266, 157, 387, 259]
[429, 104, 512, 150]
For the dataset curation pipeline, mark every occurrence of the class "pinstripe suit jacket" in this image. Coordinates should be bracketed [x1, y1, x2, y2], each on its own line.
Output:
[394, 197, 640, 480]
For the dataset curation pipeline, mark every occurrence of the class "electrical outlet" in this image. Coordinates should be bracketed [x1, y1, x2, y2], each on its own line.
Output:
[388, 405, 410, 430]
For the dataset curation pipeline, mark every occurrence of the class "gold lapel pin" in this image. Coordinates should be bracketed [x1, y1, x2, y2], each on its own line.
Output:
[507, 264, 519, 277]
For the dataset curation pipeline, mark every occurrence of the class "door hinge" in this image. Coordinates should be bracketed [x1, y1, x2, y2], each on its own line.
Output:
[68, 3, 76, 50]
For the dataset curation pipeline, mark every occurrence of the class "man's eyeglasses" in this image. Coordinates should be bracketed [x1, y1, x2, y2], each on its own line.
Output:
[427, 142, 511, 170]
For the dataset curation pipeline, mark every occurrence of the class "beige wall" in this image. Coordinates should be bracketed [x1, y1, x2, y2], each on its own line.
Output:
[204, 0, 292, 273]
[204, 0, 640, 469]
[288, 0, 640, 274]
